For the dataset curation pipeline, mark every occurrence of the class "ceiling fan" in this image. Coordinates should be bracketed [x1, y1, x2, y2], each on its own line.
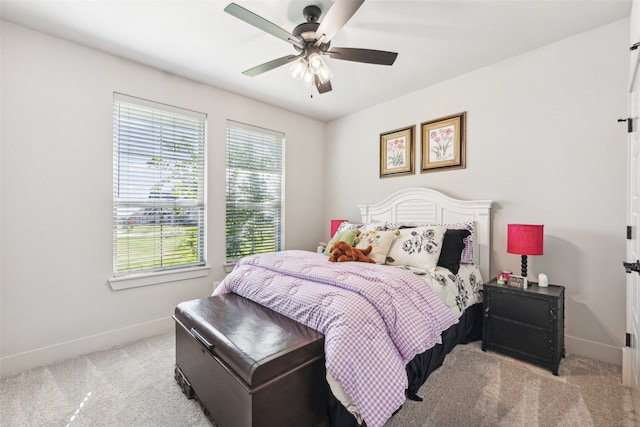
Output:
[224, 0, 398, 94]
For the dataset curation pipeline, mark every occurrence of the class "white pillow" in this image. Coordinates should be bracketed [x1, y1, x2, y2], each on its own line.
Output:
[385, 221, 476, 264]
[356, 230, 396, 264]
[385, 225, 447, 272]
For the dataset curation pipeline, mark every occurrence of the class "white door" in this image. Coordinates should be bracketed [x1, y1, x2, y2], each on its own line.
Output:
[624, 45, 640, 393]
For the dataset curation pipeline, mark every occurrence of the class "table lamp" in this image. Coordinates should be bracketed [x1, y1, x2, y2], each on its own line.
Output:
[507, 224, 544, 278]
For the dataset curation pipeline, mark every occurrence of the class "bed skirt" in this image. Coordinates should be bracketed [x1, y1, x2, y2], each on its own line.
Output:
[327, 302, 483, 427]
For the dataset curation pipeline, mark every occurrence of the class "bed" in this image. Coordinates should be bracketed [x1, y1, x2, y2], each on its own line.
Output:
[213, 187, 492, 427]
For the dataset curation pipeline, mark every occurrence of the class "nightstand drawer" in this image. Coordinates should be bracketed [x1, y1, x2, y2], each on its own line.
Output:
[486, 317, 552, 362]
[487, 291, 551, 329]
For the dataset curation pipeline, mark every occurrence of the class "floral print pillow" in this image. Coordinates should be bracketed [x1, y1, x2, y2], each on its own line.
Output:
[385, 221, 475, 264]
[334, 220, 386, 236]
[385, 225, 447, 272]
[356, 230, 396, 264]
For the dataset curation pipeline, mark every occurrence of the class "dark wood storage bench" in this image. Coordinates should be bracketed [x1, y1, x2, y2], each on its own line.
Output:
[174, 294, 327, 427]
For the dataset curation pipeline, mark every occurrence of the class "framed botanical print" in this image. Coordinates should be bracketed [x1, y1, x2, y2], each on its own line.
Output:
[420, 112, 466, 173]
[380, 125, 414, 178]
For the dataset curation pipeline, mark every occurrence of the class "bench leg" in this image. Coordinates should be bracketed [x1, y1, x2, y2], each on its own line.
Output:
[174, 365, 195, 399]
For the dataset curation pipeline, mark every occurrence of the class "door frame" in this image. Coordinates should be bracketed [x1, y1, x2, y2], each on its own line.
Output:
[623, 39, 640, 416]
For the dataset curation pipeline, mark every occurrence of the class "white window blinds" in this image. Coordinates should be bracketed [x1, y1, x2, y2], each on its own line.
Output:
[226, 121, 284, 263]
[113, 93, 206, 276]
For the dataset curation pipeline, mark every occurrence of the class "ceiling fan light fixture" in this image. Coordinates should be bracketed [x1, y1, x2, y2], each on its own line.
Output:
[289, 58, 307, 80]
[289, 53, 333, 85]
[316, 63, 334, 84]
[302, 67, 314, 86]
[305, 52, 333, 84]
[307, 52, 323, 71]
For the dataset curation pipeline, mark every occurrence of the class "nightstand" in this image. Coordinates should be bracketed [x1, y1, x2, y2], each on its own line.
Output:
[482, 279, 565, 375]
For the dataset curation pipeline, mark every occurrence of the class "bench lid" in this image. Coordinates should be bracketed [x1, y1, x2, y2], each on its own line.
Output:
[175, 294, 324, 388]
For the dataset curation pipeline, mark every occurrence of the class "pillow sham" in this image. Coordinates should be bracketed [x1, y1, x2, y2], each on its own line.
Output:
[437, 229, 472, 274]
[324, 228, 361, 256]
[385, 225, 447, 273]
[447, 222, 475, 264]
[386, 221, 476, 264]
[356, 230, 396, 264]
[385, 222, 422, 231]
[335, 220, 387, 236]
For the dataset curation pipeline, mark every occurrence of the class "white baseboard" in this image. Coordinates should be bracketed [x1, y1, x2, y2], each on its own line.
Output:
[0, 317, 173, 378]
[565, 334, 622, 366]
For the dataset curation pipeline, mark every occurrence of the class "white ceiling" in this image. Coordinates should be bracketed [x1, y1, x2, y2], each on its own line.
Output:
[0, 0, 632, 122]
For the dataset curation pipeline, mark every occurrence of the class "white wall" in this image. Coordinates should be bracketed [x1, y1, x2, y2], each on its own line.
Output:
[633, 0, 640, 43]
[0, 21, 326, 376]
[326, 19, 629, 364]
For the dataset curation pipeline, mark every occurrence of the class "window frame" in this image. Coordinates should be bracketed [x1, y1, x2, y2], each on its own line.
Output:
[111, 93, 208, 286]
[225, 120, 285, 264]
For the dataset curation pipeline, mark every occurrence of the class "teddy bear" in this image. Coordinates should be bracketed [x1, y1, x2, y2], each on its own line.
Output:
[327, 241, 376, 264]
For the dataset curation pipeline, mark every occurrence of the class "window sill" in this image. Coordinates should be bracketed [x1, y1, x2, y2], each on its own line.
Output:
[108, 266, 210, 291]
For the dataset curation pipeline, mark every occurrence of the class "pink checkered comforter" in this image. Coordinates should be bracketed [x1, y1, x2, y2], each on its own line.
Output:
[213, 250, 458, 427]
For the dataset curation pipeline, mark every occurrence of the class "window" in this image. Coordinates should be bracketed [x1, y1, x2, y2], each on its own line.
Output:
[226, 121, 284, 263]
[113, 93, 206, 277]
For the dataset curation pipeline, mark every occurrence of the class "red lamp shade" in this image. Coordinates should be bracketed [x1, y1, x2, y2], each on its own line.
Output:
[507, 224, 544, 255]
[507, 224, 544, 279]
[330, 219, 348, 238]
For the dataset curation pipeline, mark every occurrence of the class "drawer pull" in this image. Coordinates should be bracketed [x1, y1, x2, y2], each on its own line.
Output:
[191, 328, 214, 350]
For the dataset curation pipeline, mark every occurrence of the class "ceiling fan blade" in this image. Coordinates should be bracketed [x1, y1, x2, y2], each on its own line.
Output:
[315, 75, 332, 94]
[314, 0, 364, 43]
[243, 54, 302, 77]
[324, 47, 398, 65]
[225, 3, 304, 49]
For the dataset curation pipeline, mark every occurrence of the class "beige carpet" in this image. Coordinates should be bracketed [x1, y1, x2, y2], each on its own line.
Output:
[387, 342, 637, 427]
[0, 331, 635, 426]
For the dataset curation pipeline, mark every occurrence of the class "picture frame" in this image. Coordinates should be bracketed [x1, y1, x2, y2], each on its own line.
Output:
[507, 274, 528, 289]
[380, 125, 415, 178]
[420, 112, 466, 173]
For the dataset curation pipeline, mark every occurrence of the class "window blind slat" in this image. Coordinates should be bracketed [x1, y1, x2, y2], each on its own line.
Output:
[113, 94, 207, 276]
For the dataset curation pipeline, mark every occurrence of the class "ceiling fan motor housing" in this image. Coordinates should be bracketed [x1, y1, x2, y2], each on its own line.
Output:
[303, 5, 321, 22]
[292, 5, 330, 52]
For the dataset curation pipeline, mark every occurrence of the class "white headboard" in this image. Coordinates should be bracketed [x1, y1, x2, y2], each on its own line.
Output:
[357, 188, 493, 280]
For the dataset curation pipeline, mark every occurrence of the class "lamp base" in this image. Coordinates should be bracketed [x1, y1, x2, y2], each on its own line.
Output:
[520, 255, 528, 278]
